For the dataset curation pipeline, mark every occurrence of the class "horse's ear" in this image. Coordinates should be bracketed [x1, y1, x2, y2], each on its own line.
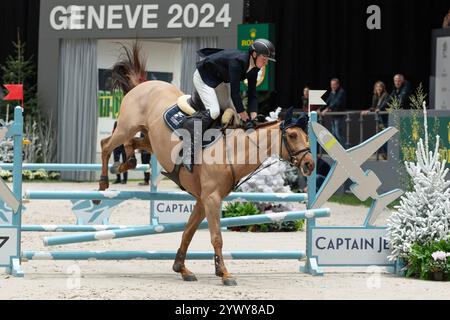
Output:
[284, 107, 294, 125]
[295, 112, 309, 131]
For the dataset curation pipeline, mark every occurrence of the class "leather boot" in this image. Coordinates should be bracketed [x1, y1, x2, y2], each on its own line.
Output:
[181, 110, 214, 172]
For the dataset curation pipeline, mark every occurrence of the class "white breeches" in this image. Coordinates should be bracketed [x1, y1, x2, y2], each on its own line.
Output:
[193, 69, 236, 120]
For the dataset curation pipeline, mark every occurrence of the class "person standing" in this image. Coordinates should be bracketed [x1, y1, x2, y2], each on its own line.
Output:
[361, 81, 390, 158]
[112, 121, 127, 184]
[388, 74, 412, 109]
[320, 78, 347, 145]
[138, 132, 151, 186]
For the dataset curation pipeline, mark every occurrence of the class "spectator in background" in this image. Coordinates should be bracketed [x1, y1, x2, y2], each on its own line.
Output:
[138, 132, 151, 186]
[361, 81, 390, 158]
[361, 80, 389, 116]
[320, 78, 347, 145]
[112, 121, 127, 184]
[389, 74, 412, 109]
[443, 9, 450, 28]
[301, 86, 320, 113]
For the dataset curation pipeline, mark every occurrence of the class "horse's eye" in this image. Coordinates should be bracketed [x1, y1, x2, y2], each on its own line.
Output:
[288, 132, 297, 139]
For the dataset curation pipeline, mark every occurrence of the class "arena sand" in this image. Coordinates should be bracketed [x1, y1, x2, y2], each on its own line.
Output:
[0, 181, 448, 300]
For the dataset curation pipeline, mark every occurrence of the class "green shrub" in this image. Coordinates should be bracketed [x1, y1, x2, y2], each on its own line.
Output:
[0, 169, 60, 181]
[223, 202, 304, 232]
[406, 240, 450, 280]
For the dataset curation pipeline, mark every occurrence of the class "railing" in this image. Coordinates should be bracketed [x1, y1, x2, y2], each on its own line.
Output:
[316, 110, 390, 160]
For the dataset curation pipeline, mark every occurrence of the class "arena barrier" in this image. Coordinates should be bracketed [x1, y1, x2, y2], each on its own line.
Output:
[2, 106, 406, 277]
[0, 106, 330, 277]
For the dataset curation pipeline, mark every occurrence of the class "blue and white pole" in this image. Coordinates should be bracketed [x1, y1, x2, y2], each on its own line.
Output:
[25, 190, 308, 202]
[9, 107, 24, 276]
[43, 208, 330, 246]
[22, 250, 305, 261]
[302, 111, 323, 276]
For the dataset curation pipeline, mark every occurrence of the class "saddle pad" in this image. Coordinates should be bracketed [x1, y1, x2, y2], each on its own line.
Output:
[163, 104, 222, 149]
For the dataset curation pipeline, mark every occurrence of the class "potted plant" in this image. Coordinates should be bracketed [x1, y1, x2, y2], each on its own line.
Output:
[406, 241, 450, 281]
[429, 251, 450, 281]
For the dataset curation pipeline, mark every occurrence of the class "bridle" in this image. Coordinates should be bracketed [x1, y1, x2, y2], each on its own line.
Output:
[229, 120, 311, 191]
[279, 123, 311, 167]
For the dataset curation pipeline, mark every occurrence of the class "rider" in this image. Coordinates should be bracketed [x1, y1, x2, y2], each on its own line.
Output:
[181, 38, 276, 172]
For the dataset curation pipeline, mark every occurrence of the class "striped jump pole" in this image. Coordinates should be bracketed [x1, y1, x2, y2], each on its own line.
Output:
[22, 250, 305, 261]
[0, 163, 150, 172]
[44, 208, 330, 246]
[25, 190, 308, 202]
[21, 224, 139, 232]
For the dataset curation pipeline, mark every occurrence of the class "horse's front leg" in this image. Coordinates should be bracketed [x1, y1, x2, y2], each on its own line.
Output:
[173, 199, 205, 281]
[203, 192, 237, 286]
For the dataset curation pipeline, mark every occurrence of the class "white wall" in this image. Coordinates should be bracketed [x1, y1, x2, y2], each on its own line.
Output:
[95, 38, 182, 180]
[97, 38, 182, 87]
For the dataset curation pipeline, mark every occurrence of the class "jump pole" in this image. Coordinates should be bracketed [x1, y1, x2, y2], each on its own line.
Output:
[43, 208, 330, 246]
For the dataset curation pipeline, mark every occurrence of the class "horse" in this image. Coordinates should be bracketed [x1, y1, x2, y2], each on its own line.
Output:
[97, 43, 315, 286]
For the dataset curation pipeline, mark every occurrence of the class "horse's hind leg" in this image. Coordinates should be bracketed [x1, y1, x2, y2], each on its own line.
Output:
[98, 125, 136, 192]
[111, 133, 152, 175]
[173, 199, 205, 281]
[98, 136, 113, 191]
[110, 140, 137, 174]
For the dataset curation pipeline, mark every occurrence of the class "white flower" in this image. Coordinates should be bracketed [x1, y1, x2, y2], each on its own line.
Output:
[431, 251, 449, 261]
[265, 107, 282, 122]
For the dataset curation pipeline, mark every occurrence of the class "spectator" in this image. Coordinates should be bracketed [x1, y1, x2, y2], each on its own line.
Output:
[320, 78, 347, 145]
[361, 80, 389, 117]
[112, 121, 127, 184]
[443, 9, 450, 28]
[138, 132, 151, 186]
[301, 86, 320, 113]
[361, 81, 389, 158]
[388, 74, 412, 109]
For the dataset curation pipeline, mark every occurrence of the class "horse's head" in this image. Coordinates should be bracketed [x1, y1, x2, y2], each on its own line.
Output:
[279, 107, 315, 176]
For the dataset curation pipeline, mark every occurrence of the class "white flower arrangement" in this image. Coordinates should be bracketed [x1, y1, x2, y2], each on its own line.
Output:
[431, 251, 450, 261]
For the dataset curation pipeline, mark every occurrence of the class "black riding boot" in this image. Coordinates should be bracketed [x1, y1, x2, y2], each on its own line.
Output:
[181, 110, 214, 173]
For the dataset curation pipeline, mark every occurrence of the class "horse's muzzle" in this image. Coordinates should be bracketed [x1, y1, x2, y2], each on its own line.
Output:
[300, 159, 315, 177]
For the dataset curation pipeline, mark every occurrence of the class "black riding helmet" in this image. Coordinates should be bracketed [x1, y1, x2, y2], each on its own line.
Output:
[249, 39, 276, 62]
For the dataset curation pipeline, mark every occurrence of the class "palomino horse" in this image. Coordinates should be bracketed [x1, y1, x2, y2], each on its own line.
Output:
[97, 44, 315, 286]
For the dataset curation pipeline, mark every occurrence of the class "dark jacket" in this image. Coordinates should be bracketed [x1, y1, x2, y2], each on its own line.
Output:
[196, 49, 259, 114]
[388, 81, 412, 109]
[301, 96, 320, 112]
[371, 92, 389, 111]
[322, 87, 346, 112]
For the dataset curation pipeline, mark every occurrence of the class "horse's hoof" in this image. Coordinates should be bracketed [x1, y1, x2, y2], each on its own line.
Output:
[92, 199, 101, 205]
[222, 277, 238, 286]
[110, 162, 121, 174]
[182, 274, 198, 282]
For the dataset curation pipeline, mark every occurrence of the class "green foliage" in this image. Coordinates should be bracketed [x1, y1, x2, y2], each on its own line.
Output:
[388, 84, 444, 192]
[0, 33, 57, 163]
[0, 169, 60, 181]
[409, 83, 427, 110]
[0, 34, 37, 121]
[223, 202, 261, 217]
[405, 240, 450, 281]
[223, 202, 304, 232]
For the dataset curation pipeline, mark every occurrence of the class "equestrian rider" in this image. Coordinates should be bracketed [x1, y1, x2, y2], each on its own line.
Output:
[181, 38, 276, 172]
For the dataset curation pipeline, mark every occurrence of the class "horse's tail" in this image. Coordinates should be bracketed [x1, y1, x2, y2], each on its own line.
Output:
[111, 42, 147, 94]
